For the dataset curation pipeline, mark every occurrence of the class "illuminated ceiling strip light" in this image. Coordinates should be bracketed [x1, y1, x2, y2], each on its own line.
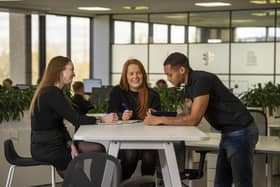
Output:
[122, 6, 149, 10]
[250, 0, 267, 4]
[208, 39, 222, 43]
[78, 7, 111, 11]
[195, 2, 232, 7]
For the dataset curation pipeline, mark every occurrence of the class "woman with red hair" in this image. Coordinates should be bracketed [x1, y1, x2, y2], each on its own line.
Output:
[108, 59, 161, 180]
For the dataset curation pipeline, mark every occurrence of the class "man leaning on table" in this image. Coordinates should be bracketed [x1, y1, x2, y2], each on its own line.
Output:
[144, 52, 259, 187]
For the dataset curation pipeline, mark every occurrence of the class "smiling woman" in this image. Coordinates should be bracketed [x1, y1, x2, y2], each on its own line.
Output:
[107, 58, 161, 180]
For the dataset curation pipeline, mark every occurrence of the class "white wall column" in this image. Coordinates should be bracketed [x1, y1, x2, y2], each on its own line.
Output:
[93, 15, 110, 85]
[9, 13, 31, 84]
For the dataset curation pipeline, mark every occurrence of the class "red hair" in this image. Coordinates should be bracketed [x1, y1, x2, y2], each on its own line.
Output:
[119, 59, 148, 119]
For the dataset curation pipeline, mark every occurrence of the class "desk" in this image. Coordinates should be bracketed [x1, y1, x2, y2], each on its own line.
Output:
[267, 117, 280, 136]
[185, 133, 280, 187]
[74, 123, 208, 187]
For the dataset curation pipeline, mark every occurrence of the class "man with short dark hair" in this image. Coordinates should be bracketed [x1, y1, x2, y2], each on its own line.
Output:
[144, 52, 259, 187]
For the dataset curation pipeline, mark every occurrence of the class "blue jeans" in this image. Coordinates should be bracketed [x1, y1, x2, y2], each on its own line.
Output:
[214, 123, 259, 187]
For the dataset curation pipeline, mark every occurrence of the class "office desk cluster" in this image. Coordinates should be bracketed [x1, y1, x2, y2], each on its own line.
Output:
[185, 133, 280, 187]
[74, 122, 280, 187]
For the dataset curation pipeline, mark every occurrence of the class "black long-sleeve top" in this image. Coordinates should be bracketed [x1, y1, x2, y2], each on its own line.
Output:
[31, 86, 96, 145]
[107, 85, 161, 120]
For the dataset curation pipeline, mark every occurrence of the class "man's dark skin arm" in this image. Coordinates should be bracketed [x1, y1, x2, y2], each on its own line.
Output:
[144, 95, 209, 126]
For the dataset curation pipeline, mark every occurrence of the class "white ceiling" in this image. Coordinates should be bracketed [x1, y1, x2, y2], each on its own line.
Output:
[0, 0, 279, 16]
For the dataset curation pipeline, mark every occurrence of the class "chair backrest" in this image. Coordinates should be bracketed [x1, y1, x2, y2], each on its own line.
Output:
[248, 109, 268, 136]
[4, 139, 20, 165]
[62, 152, 121, 187]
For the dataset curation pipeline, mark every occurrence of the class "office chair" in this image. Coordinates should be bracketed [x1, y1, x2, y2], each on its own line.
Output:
[62, 152, 122, 187]
[248, 109, 267, 136]
[62, 152, 156, 187]
[4, 139, 56, 187]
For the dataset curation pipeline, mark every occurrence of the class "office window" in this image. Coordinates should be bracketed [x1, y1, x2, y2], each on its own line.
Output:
[189, 43, 229, 74]
[71, 17, 90, 81]
[277, 9, 280, 41]
[114, 21, 131, 44]
[31, 14, 39, 84]
[112, 44, 148, 73]
[150, 13, 188, 44]
[231, 75, 273, 96]
[0, 12, 9, 82]
[153, 24, 168, 43]
[189, 12, 230, 43]
[171, 25, 185, 43]
[149, 44, 188, 73]
[232, 10, 275, 42]
[134, 22, 148, 43]
[46, 15, 67, 63]
[111, 74, 121, 86]
[231, 43, 274, 74]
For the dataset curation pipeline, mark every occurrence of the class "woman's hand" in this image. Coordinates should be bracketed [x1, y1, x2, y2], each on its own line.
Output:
[122, 110, 133, 120]
[70, 143, 79, 159]
[101, 113, 118, 123]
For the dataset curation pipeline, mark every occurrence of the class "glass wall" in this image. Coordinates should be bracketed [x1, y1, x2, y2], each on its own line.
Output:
[112, 15, 148, 86]
[0, 12, 9, 82]
[71, 17, 90, 81]
[134, 22, 149, 43]
[46, 15, 67, 63]
[112, 9, 279, 93]
[114, 21, 131, 44]
[231, 10, 275, 93]
[232, 10, 275, 42]
[189, 12, 230, 43]
[149, 13, 188, 86]
[1, 12, 91, 86]
[276, 9, 280, 77]
[277, 9, 280, 41]
[31, 14, 39, 84]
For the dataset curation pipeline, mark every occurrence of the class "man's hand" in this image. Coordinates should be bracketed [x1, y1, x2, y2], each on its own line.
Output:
[144, 113, 163, 126]
[122, 110, 133, 120]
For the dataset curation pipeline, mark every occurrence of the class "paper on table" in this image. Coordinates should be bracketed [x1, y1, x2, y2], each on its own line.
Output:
[97, 120, 141, 125]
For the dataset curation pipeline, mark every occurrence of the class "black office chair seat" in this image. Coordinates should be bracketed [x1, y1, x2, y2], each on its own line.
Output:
[4, 139, 56, 187]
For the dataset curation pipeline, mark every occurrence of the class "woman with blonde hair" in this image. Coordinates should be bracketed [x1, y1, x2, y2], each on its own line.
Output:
[30, 56, 117, 177]
[108, 59, 161, 180]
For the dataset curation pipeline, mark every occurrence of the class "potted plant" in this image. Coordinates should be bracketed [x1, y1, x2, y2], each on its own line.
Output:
[155, 86, 185, 112]
[0, 87, 34, 123]
[240, 82, 280, 116]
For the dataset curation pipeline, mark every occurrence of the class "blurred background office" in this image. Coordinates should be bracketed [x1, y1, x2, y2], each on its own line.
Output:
[0, 1, 280, 187]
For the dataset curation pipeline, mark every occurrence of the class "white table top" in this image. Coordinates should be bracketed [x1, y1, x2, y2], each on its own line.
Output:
[185, 133, 280, 154]
[74, 122, 208, 142]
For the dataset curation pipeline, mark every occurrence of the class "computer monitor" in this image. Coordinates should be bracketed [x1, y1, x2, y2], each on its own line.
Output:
[83, 79, 102, 93]
[15, 84, 31, 90]
[91, 86, 113, 105]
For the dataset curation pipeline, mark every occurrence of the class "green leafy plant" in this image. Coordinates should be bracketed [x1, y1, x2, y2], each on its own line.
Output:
[155, 87, 185, 112]
[0, 87, 35, 123]
[240, 82, 280, 116]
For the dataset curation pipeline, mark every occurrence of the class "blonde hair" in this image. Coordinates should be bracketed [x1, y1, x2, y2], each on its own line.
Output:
[119, 59, 148, 119]
[29, 56, 72, 115]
